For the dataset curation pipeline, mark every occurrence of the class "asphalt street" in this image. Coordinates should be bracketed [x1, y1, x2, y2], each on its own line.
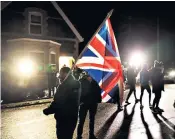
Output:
[1, 85, 175, 139]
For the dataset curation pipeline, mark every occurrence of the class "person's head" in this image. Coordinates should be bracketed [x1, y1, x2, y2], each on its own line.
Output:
[154, 60, 163, 71]
[59, 67, 70, 82]
[87, 75, 93, 82]
[154, 60, 159, 68]
[160, 61, 164, 68]
[73, 67, 84, 80]
[142, 63, 148, 70]
[159, 61, 164, 73]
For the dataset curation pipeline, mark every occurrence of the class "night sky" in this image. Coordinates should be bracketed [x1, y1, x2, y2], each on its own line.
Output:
[3, 1, 175, 63]
[58, 1, 175, 59]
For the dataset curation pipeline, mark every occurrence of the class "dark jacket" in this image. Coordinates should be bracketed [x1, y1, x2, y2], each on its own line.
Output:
[79, 76, 102, 105]
[127, 67, 137, 85]
[140, 69, 150, 86]
[48, 72, 57, 87]
[44, 75, 81, 116]
[150, 67, 164, 93]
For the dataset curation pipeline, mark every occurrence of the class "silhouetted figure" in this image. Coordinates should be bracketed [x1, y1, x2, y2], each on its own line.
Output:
[73, 67, 84, 80]
[140, 63, 152, 109]
[112, 87, 123, 111]
[115, 65, 126, 111]
[125, 65, 139, 104]
[150, 61, 164, 113]
[77, 74, 101, 139]
[43, 67, 81, 139]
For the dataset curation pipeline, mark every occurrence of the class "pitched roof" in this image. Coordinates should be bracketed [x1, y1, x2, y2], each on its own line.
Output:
[1, 1, 84, 42]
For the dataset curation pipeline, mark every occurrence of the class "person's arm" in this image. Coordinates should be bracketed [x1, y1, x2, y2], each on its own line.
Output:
[161, 73, 165, 91]
[43, 85, 64, 115]
[140, 71, 143, 84]
[43, 99, 57, 115]
[93, 80, 102, 103]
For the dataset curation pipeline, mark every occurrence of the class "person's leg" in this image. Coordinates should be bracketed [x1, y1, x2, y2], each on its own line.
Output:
[146, 85, 152, 106]
[153, 93, 157, 109]
[140, 86, 145, 106]
[116, 92, 123, 110]
[155, 91, 161, 108]
[152, 92, 160, 113]
[89, 104, 98, 139]
[133, 85, 138, 101]
[125, 85, 133, 103]
[77, 104, 88, 139]
[58, 116, 78, 139]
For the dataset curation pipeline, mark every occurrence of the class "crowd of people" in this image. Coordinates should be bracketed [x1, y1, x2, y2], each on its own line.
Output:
[42, 60, 166, 139]
[125, 60, 165, 113]
[43, 66, 101, 139]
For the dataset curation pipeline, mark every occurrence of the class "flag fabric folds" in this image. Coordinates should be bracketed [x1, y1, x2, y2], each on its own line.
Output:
[76, 18, 124, 103]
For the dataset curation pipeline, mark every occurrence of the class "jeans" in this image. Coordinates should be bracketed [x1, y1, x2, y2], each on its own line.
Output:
[77, 103, 98, 137]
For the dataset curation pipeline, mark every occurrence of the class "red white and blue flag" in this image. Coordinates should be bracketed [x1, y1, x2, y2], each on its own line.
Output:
[76, 18, 124, 103]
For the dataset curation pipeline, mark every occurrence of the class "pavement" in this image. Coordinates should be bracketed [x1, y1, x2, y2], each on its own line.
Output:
[1, 84, 175, 139]
[1, 98, 53, 109]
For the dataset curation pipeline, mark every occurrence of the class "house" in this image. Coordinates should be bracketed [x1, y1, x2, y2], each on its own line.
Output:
[1, 1, 83, 71]
[1, 1, 84, 101]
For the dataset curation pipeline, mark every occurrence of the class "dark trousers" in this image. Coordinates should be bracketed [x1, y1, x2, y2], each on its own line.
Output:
[153, 91, 162, 108]
[48, 86, 55, 97]
[77, 103, 98, 137]
[116, 92, 121, 108]
[126, 84, 137, 101]
[55, 114, 78, 139]
[140, 84, 151, 105]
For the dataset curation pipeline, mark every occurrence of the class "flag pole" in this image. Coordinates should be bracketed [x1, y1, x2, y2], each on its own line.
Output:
[64, 9, 114, 81]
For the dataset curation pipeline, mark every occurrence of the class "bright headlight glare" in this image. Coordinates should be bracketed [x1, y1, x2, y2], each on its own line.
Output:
[169, 71, 175, 77]
[17, 59, 34, 75]
[129, 52, 145, 68]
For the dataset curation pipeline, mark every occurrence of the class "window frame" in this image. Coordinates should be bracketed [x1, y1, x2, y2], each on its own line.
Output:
[28, 12, 43, 36]
[50, 52, 56, 66]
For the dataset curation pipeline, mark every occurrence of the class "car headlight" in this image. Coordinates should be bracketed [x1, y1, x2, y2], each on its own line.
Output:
[17, 59, 35, 76]
[169, 71, 175, 77]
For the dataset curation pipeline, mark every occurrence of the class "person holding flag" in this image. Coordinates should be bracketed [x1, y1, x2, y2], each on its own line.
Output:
[77, 72, 102, 139]
[61, 9, 124, 138]
[75, 9, 124, 105]
[72, 9, 124, 138]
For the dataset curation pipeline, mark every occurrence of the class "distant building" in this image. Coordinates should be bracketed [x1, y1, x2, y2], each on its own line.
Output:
[1, 1, 84, 71]
[1, 1, 84, 101]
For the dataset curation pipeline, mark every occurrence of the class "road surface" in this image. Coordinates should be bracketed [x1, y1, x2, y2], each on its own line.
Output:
[1, 85, 175, 139]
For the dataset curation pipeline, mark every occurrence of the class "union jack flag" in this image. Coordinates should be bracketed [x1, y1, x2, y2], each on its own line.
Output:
[76, 18, 124, 103]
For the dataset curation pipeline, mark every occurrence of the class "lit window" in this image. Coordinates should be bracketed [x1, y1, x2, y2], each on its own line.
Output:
[50, 53, 56, 71]
[29, 12, 42, 35]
